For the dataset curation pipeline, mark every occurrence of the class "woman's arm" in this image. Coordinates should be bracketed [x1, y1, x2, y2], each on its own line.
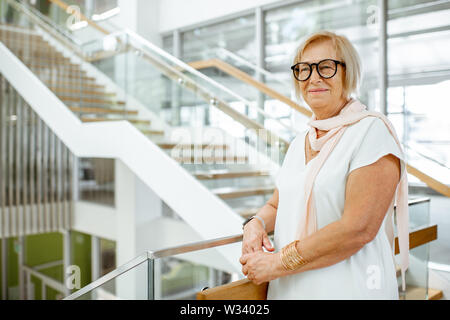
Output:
[241, 154, 401, 284]
[249, 188, 279, 233]
[241, 188, 279, 254]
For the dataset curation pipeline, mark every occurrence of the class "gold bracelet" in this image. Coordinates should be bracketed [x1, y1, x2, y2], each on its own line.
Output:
[280, 240, 309, 271]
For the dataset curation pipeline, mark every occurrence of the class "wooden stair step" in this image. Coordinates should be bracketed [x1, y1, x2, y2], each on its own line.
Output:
[5, 47, 66, 58]
[19, 56, 71, 63]
[44, 80, 105, 89]
[31, 68, 86, 77]
[61, 96, 125, 105]
[69, 106, 138, 115]
[212, 186, 274, 199]
[158, 143, 229, 150]
[25, 60, 79, 68]
[0, 29, 40, 37]
[192, 169, 270, 180]
[29, 64, 85, 72]
[401, 286, 443, 300]
[49, 87, 115, 97]
[427, 288, 443, 300]
[173, 155, 249, 163]
[81, 117, 151, 125]
[236, 207, 260, 218]
[140, 129, 165, 135]
[4, 43, 60, 51]
[35, 72, 95, 81]
[0, 27, 42, 34]
[0, 35, 47, 43]
[1, 39, 51, 48]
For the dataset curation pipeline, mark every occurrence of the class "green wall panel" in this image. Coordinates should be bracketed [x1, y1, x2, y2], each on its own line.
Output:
[71, 231, 92, 289]
[2, 230, 93, 300]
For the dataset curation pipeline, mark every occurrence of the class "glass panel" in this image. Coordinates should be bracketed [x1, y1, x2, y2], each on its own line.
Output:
[398, 243, 430, 300]
[152, 241, 242, 300]
[74, 259, 150, 300]
[182, 14, 256, 64]
[407, 199, 430, 230]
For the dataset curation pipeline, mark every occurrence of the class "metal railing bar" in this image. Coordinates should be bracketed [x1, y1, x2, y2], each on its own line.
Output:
[149, 233, 243, 259]
[63, 252, 150, 300]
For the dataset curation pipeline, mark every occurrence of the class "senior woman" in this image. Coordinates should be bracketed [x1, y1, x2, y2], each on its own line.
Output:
[239, 31, 409, 300]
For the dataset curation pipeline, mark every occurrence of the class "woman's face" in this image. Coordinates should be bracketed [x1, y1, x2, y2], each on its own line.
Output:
[298, 40, 347, 118]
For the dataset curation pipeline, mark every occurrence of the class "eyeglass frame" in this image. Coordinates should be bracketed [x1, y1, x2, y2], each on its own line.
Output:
[290, 59, 346, 82]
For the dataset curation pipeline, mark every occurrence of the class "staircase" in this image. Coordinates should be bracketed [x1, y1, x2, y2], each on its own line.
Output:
[0, 23, 281, 233]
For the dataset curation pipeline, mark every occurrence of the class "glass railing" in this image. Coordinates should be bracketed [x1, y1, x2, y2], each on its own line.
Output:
[65, 197, 434, 300]
[65, 233, 244, 300]
[395, 197, 430, 300]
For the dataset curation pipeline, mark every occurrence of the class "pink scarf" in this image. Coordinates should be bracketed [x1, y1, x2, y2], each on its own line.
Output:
[297, 98, 409, 291]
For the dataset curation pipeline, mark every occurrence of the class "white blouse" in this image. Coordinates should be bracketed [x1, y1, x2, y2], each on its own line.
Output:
[267, 116, 405, 300]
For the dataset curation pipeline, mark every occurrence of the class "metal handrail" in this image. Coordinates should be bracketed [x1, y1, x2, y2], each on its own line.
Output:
[63, 233, 244, 300]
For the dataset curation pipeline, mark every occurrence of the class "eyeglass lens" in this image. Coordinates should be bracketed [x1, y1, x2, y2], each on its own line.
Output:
[293, 60, 337, 81]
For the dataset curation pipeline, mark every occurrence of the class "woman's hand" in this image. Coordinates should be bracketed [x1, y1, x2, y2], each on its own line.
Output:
[239, 251, 285, 285]
[241, 218, 274, 255]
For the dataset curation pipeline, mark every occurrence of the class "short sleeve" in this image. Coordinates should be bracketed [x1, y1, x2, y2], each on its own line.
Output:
[349, 117, 405, 175]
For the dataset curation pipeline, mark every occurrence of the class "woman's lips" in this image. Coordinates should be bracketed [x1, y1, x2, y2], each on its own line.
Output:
[309, 89, 328, 94]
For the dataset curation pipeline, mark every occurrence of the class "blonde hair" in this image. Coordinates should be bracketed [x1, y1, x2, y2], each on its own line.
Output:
[292, 30, 361, 101]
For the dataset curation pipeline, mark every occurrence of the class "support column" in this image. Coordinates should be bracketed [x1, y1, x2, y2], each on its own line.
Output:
[72, 157, 79, 202]
[115, 159, 137, 299]
[115, 159, 164, 299]
[171, 29, 181, 126]
[378, 0, 388, 115]
[90, 235, 100, 300]
[255, 6, 266, 124]
[2, 238, 7, 300]
[152, 259, 162, 300]
[91, 236, 100, 281]
[18, 236, 25, 300]
[62, 229, 71, 298]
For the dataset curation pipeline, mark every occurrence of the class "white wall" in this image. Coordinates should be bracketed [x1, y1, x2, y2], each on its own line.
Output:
[157, 0, 282, 33]
[115, 0, 283, 42]
[115, 0, 161, 46]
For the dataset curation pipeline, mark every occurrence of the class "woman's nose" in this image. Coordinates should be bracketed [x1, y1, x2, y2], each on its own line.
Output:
[310, 65, 322, 82]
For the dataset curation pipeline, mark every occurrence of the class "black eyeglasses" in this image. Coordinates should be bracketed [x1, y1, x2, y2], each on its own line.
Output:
[291, 59, 346, 81]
